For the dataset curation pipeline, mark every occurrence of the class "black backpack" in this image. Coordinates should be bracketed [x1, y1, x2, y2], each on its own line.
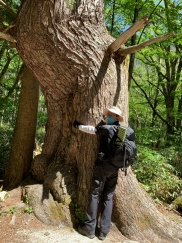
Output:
[111, 126, 137, 175]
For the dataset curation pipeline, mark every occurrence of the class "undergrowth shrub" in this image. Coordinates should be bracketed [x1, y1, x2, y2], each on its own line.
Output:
[0, 125, 13, 177]
[160, 146, 182, 177]
[133, 145, 182, 203]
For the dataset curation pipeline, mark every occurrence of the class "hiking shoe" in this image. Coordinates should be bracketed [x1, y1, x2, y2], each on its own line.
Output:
[78, 225, 95, 239]
[99, 232, 107, 240]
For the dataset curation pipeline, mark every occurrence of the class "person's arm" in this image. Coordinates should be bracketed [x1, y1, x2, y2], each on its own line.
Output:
[78, 125, 96, 134]
[73, 120, 110, 135]
[73, 120, 96, 134]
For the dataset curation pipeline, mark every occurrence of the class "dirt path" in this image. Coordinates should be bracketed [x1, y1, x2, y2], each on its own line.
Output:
[0, 212, 128, 243]
[0, 214, 124, 243]
[0, 187, 127, 243]
[1, 187, 181, 243]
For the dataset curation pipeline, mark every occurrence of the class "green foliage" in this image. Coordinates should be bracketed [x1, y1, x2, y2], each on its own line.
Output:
[24, 206, 33, 214]
[35, 92, 47, 145]
[160, 146, 182, 176]
[37, 92, 47, 127]
[74, 204, 85, 223]
[0, 0, 20, 24]
[0, 125, 13, 176]
[104, 0, 156, 38]
[0, 96, 19, 127]
[35, 127, 45, 146]
[23, 193, 33, 214]
[133, 145, 182, 203]
[6, 206, 16, 214]
[65, 0, 75, 10]
[0, 44, 22, 127]
[172, 196, 182, 210]
[24, 194, 30, 205]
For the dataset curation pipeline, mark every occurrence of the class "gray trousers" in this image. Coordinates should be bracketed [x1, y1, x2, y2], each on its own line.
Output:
[85, 161, 119, 234]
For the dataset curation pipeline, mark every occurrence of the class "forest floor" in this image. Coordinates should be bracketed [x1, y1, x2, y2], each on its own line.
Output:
[0, 187, 182, 243]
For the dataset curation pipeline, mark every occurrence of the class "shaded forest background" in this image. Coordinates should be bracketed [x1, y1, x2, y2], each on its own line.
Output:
[0, 0, 182, 209]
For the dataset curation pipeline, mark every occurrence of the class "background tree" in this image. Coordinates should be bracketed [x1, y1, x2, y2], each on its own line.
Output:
[3, 65, 39, 190]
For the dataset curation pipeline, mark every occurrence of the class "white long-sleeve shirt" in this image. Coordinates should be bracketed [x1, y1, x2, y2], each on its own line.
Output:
[78, 125, 96, 134]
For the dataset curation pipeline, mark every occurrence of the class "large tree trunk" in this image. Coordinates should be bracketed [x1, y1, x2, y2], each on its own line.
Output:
[14, 1, 182, 242]
[15, 0, 128, 204]
[4, 66, 39, 190]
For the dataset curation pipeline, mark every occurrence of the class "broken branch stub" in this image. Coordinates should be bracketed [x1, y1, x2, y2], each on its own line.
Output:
[0, 32, 17, 43]
[116, 32, 176, 56]
[108, 15, 150, 55]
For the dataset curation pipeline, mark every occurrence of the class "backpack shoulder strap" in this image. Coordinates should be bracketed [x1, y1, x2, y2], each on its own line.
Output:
[115, 126, 127, 145]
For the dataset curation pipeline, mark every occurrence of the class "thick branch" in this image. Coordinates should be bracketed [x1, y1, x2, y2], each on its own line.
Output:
[108, 15, 150, 54]
[0, 0, 16, 18]
[117, 32, 176, 56]
[0, 31, 17, 43]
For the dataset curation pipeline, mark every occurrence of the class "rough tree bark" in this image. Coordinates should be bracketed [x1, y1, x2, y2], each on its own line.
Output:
[9, 0, 182, 242]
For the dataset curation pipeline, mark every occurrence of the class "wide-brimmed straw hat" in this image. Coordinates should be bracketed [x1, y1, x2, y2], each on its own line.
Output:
[103, 106, 123, 122]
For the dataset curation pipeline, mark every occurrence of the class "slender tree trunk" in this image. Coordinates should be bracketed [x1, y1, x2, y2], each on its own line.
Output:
[128, 0, 139, 89]
[14, 1, 182, 242]
[163, 91, 175, 135]
[177, 96, 182, 142]
[3, 66, 39, 190]
[110, 0, 116, 35]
